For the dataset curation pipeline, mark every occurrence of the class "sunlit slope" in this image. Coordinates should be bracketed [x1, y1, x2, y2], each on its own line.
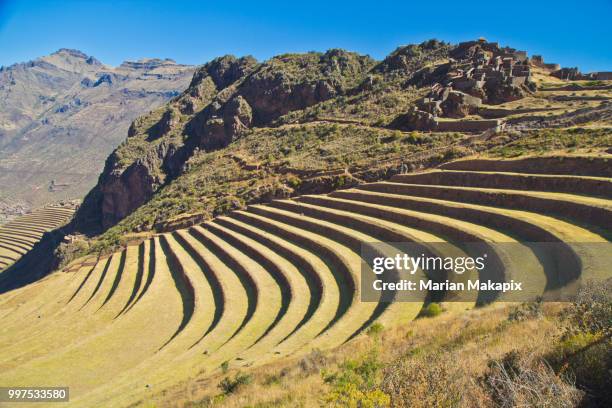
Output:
[0, 155, 610, 407]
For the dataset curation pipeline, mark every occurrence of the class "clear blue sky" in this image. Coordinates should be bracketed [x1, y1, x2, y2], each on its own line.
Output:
[1, 0, 611, 72]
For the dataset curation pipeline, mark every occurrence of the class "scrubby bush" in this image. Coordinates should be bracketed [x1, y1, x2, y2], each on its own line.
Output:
[419, 302, 443, 318]
[549, 279, 612, 406]
[483, 351, 583, 408]
[324, 350, 389, 407]
[218, 372, 252, 395]
[507, 297, 543, 322]
[382, 352, 468, 407]
[262, 373, 282, 386]
[285, 174, 302, 188]
[402, 132, 423, 145]
[299, 349, 327, 375]
[367, 322, 384, 337]
[54, 238, 90, 268]
[564, 279, 611, 336]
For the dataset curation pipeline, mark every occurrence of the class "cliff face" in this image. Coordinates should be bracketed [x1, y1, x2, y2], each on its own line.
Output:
[86, 50, 375, 230]
[0, 49, 194, 219]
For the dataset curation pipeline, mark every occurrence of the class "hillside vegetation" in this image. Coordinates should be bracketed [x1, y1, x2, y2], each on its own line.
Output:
[65, 39, 611, 259]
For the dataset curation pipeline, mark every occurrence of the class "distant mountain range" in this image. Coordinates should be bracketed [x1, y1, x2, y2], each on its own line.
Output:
[0, 48, 194, 221]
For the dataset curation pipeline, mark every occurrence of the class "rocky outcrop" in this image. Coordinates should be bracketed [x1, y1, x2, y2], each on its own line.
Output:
[81, 56, 262, 230]
[389, 107, 437, 131]
[150, 107, 180, 140]
[189, 49, 373, 150]
[238, 49, 373, 125]
[190, 55, 258, 90]
[223, 96, 253, 141]
[95, 138, 191, 228]
[440, 90, 481, 118]
[377, 40, 450, 75]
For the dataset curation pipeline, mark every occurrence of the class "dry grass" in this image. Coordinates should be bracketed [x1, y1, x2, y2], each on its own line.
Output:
[162, 303, 571, 407]
[2, 148, 610, 407]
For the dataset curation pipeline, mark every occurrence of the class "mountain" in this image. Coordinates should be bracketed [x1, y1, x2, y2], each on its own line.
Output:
[72, 39, 611, 242]
[0, 49, 195, 220]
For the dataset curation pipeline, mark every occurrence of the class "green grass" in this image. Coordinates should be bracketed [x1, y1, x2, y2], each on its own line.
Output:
[487, 128, 612, 158]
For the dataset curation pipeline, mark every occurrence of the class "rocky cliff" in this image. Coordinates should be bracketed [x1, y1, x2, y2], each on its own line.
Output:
[83, 50, 375, 230]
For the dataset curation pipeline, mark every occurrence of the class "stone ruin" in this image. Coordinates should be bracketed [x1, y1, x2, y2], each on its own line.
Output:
[419, 40, 536, 116]
[390, 106, 505, 133]
[395, 39, 537, 132]
[551, 67, 612, 81]
[531, 55, 561, 71]
[529, 53, 612, 82]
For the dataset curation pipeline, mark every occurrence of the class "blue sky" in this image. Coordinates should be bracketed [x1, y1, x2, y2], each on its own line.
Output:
[1, 0, 611, 72]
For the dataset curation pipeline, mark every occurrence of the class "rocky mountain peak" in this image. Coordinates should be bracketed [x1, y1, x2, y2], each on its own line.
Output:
[377, 39, 450, 73]
[52, 48, 89, 59]
[119, 58, 180, 71]
[0, 50, 195, 217]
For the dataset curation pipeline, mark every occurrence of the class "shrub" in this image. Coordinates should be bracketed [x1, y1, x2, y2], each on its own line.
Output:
[564, 278, 611, 336]
[218, 372, 253, 395]
[552, 334, 610, 406]
[262, 373, 281, 386]
[441, 147, 467, 162]
[299, 349, 327, 375]
[482, 351, 583, 408]
[54, 239, 90, 268]
[402, 132, 423, 145]
[325, 384, 390, 408]
[419, 302, 443, 318]
[507, 297, 543, 322]
[324, 350, 389, 407]
[550, 279, 612, 405]
[382, 352, 468, 407]
[367, 322, 384, 337]
[285, 174, 302, 188]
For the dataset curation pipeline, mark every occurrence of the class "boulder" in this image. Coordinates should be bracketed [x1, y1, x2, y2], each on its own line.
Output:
[389, 108, 437, 131]
[440, 90, 481, 118]
[222, 95, 252, 141]
[156, 107, 180, 137]
[484, 80, 526, 104]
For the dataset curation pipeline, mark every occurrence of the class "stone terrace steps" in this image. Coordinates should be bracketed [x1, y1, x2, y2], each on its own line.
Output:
[359, 182, 612, 232]
[391, 170, 612, 198]
[0, 207, 75, 272]
[0, 155, 610, 407]
[439, 156, 612, 177]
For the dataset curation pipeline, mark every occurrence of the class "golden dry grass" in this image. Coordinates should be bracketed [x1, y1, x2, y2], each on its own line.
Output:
[0, 155, 609, 407]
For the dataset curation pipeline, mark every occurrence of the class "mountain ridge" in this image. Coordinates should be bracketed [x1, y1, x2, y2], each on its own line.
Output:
[74, 39, 540, 233]
[0, 48, 195, 222]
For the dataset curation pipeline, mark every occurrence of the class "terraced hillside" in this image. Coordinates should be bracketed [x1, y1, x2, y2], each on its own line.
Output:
[0, 154, 609, 407]
[0, 206, 75, 272]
